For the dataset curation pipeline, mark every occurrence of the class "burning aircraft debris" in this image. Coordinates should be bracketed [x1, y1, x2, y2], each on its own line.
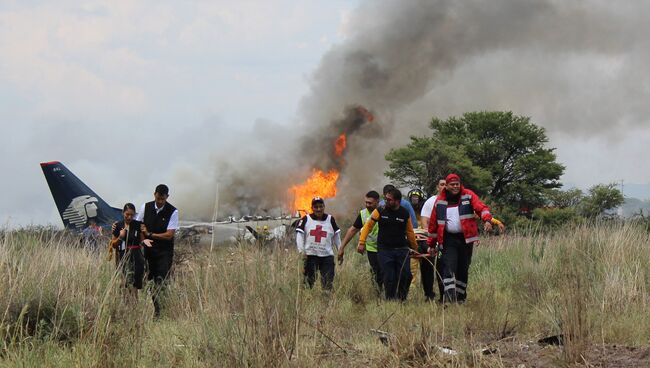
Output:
[289, 105, 375, 215]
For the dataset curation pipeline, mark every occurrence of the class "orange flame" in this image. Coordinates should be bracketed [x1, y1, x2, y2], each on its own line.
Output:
[334, 134, 347, 156]
[290, 169, 339, 214]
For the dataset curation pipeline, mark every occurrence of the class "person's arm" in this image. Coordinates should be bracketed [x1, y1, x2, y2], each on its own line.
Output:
[420, 196, 435, 230]
[470, 192, 492, 222]
[340, 226, 360, 251]
[338, 221, 360, 264]
[339, 213, 363, 254]
[143, 209, 178, 241]
[468, 191, 494, 232]
[426, 204, 438, 247]
[296, 232, 305, 253]
[405, 218, 418, 251]
[110, 225, 125, 248]
[490, 217, 505, 233]
[358, 209, 379, 253]
[145, 229, 176, 241]
[420, 216, 430, 231]
[295, 216, 307, 254]
[330, 216, 341, 251]
[332, 229, 341, 249]
[402, 200, 418, 228]
[110, 234, 122, 248]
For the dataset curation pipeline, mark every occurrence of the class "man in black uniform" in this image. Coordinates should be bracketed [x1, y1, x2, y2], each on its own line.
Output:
[136, 184, 179, 318]
[358, 188, 418, 301]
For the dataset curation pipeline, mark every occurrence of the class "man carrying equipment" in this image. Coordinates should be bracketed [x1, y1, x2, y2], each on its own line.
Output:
[426, 174, 502, 304]
[296, 197, 341, 291]
[337, 190, 383, 291]
[359, 188, 418, 301]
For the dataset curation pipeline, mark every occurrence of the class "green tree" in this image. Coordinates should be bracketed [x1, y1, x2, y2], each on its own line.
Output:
[579, 183, 625, 218]
[384, 136, 491, 196]
[545, 188, 584, 208]
[532, 207, 580, 228]
[430, 111, 564, 208]
[385, 111, 565, 209]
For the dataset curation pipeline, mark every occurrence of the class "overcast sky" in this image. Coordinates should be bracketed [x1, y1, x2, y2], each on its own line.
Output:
[2, 1, 650, 227]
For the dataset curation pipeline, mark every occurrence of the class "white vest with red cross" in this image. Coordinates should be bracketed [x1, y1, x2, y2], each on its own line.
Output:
[296, 214, 338, 257]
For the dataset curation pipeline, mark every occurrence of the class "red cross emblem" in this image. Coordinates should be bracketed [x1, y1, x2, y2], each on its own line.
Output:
[309, 225, 328, 243]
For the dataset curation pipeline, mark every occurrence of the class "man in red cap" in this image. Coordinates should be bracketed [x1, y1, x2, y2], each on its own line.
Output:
[426, 173, 501, 303]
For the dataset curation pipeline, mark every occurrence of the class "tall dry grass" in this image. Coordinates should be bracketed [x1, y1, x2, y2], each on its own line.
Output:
[0, 222, 648, 367]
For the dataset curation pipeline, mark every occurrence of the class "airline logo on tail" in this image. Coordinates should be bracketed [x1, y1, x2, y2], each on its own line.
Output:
[40, 161, 123, 231]
[61, 195, 99, 230]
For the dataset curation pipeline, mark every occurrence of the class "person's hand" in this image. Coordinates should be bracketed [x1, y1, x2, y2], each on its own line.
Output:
[337, 250, 344, 265]
[111, 222, 117, 233]
[140, 224, 148, 236]
[483, 221, 493, 233]
[497, 222, 505, 233]
[356, 243, 365, 255]
[428, 246, 437, 257]
[119, 228, 127, 239]
[142, 239, 154, 248]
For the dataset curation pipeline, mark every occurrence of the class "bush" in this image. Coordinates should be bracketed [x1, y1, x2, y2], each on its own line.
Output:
[531, 207, 580, 228]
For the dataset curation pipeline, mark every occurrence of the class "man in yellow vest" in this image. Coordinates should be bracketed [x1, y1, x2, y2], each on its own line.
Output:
[337, 190, 383, 291]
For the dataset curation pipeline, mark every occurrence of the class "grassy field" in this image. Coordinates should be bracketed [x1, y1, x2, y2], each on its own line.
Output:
[0, 222, 649, 367]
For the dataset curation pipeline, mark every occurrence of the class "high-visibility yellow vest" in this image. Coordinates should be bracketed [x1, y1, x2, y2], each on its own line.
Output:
[360, 208, 379, 252]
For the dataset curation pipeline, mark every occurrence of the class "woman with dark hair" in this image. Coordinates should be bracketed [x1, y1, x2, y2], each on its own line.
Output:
[110, 203, 150, 295]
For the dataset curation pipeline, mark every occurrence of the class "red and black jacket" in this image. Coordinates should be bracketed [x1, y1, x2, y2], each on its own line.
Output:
[426, 186, 492, 247]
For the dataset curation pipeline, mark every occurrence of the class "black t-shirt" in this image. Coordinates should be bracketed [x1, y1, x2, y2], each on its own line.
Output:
[353, 214, 364, 229]
[112, 220, 142, 247]
[376, 206, 410, 249]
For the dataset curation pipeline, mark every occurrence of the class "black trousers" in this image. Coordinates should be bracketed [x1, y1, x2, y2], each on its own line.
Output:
[145, 248, 174, 316]
[303, 255, 335, 290]
[418, 241, 443, 301]
[116, 247, 145, 289]
[441, 232, 473, 303]
[377, 247, 411, 301]
[367, 251, 384, 292]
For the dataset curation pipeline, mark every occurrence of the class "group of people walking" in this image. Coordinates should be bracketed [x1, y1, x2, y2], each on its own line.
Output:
[109, 184, 178, 317]
[105, 176, 500, 316]
[296, 173, 504, 304]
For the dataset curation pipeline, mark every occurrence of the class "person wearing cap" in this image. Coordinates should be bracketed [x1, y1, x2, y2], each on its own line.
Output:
[337, 190, 383, 293]
[359, 188, 418, 301]
[295, 197, 341, 291]
[136, 184, 179, 318]
[426, 174, 500, 304]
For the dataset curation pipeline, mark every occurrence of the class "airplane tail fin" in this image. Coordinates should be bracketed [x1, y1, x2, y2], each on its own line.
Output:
[40, 161, 122, 231]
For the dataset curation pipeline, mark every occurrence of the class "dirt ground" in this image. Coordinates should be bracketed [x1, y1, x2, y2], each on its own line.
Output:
[479, 337, 650, 367]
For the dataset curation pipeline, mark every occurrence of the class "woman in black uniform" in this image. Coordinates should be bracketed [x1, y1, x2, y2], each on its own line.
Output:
[111, 203, 148, 296]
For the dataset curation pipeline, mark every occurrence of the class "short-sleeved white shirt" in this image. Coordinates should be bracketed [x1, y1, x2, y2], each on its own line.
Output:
[420, 195, 437, 219]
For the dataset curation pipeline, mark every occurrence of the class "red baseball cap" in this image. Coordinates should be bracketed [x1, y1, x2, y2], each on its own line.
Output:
[446, 173, 461, 183]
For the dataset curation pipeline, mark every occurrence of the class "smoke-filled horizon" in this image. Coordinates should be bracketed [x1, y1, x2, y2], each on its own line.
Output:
[3, 1, 650, 227]
[175, 0, 650, 220]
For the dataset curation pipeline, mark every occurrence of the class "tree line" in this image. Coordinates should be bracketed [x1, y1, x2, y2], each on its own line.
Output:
[384, 111, 624, 227]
